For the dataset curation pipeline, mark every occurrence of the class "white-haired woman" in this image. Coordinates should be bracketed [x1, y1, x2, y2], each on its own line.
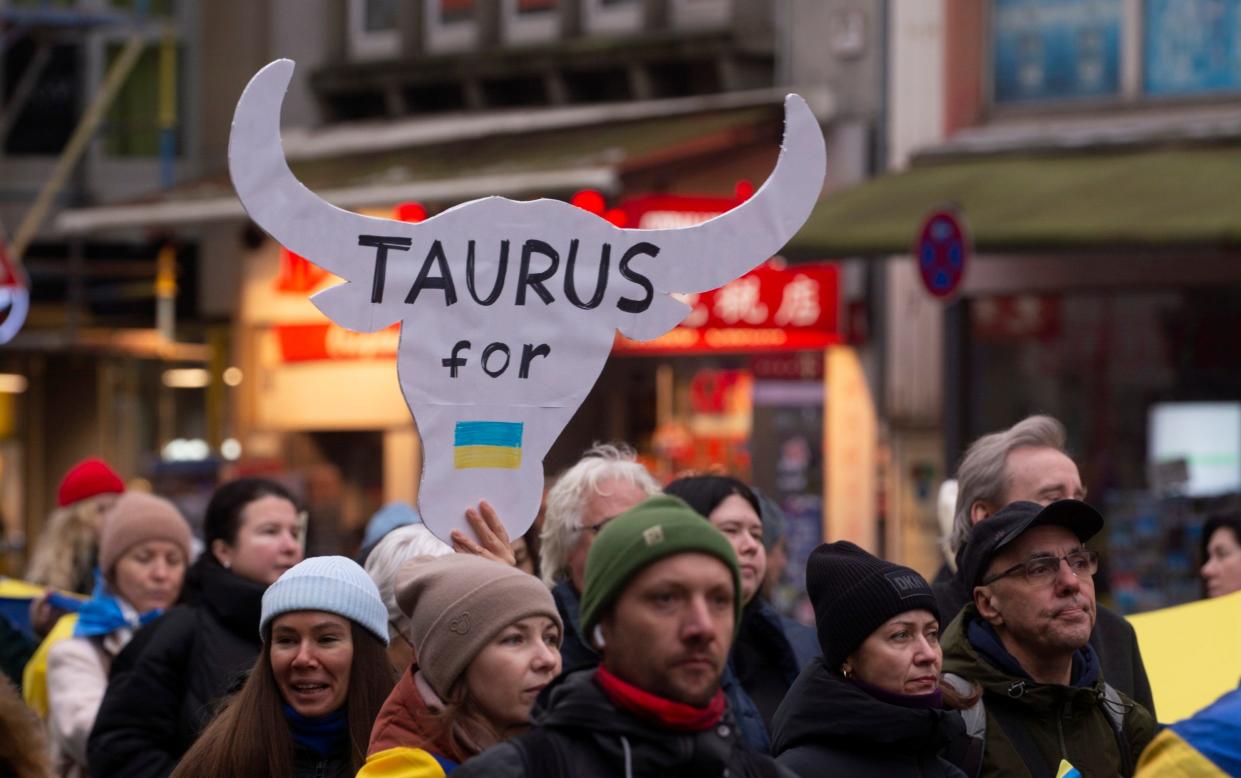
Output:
[537, 443, 660, 677]
[363, 523, 453, 674]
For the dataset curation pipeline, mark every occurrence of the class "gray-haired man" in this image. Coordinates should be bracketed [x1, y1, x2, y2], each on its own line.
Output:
[934, 415, 1155, 716]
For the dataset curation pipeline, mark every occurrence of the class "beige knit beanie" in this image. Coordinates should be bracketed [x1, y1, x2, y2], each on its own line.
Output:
[396, 554, 562, 698]
[99, 492, 193, 573]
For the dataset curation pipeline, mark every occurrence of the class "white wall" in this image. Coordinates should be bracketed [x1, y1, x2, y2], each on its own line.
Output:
[887, 0, 946, 169]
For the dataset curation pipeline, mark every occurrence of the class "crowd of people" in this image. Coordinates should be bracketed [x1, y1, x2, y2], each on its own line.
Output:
[0, 414, 1237, 777]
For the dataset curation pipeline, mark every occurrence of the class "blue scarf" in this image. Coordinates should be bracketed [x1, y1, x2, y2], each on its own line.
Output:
[967, 617, 1100, 688]
[72, 570, 164, 638]
[282, 703, 348, 758]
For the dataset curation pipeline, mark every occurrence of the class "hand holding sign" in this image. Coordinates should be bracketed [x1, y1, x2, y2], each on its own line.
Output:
[228, 59, 827, 545]
[451, 500, 518, 566]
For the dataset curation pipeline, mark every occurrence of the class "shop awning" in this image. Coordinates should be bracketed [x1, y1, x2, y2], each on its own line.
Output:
[787, 143, 1241, 258]
[56, 101, 785, 235]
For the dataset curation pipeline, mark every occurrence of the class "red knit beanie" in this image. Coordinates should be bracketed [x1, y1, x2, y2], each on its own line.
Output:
[57, 458, 125, 507]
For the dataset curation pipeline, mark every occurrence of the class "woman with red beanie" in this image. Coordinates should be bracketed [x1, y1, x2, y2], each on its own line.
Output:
[26, 458, 126, 595]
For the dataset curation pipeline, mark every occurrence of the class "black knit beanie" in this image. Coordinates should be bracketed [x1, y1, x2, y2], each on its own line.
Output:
[806, 540, 940, 672]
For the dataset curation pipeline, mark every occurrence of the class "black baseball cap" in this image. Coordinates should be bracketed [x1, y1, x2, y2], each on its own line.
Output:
[959, 499, 1104, 588]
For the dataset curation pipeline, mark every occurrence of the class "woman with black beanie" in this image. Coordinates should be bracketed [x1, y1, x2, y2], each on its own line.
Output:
[771, 541, 975, 777]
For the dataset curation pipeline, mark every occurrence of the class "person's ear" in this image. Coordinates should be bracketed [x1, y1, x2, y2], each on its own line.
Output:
[974, 585, 1002, 624]
[969, 501, 993, 526]
[210, 538, 233, 569]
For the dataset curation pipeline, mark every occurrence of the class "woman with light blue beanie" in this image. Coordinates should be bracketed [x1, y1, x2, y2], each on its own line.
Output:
[170, 556, 396, 778]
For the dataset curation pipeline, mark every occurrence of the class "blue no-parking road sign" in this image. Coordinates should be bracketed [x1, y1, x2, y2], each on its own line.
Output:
[915, 209, 969, 299]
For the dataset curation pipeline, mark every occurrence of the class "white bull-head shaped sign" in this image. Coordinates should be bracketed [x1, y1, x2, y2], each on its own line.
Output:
[229, 59, 826, 544]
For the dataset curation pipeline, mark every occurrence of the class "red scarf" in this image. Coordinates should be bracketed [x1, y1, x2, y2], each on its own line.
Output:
[594, 666, 726, 732]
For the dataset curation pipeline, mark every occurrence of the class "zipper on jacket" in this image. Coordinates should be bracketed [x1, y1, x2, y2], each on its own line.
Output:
[1056, 701, 1069, 764]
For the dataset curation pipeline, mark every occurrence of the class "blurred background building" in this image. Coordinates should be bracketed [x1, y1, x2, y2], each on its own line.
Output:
[2, 0, 1239, 617]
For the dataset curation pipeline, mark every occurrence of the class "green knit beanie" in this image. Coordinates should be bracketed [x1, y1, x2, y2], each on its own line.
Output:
[580, 495, 742, 639]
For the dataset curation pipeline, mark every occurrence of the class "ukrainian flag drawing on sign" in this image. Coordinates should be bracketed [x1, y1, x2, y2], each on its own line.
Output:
[454, 421, 523, 469]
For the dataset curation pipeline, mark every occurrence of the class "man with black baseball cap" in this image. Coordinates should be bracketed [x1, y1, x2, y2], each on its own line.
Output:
[941, 500, 1154, 778]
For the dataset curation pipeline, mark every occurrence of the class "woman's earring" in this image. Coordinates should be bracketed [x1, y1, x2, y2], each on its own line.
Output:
[841, 665, 853, 679]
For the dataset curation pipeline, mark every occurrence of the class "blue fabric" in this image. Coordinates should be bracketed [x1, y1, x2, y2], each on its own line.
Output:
[967, 617, 1099, 688]
[779, 615, 821, 669]
[281, 702, 347, 758]
[431, 751, 459, 773]
[73, 574, 163, 638]
[721, 663, 771, 753]
[0, 599, 35, 637]
[551, 581, 598, 674]
[1169, 686, 1241, 776]
[358, 502, 422, 561]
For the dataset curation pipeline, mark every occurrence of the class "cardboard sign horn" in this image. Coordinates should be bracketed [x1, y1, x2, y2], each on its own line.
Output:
[229, 59, 827, 546]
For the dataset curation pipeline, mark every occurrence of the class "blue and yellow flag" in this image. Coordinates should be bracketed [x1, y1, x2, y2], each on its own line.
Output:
[1137, 687, 1241, 777]
[1056, 760, 1082, 778]
[453, 421, 523, 470]
[1128, 591, 1241, 722]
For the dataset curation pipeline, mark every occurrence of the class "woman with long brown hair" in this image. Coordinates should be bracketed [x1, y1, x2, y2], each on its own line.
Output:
[171, 555, 394, 778]
[360, 554, 562, 776]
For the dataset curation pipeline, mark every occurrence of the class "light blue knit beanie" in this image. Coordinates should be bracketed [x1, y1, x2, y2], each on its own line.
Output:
[260, 555, 389, 645]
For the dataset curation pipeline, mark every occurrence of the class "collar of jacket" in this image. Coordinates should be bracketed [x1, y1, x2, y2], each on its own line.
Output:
[539, 669, 741, 773]
[733, 597, 801, 686]
[942, 602, 1107, 711]
[770, 657, 962, 756]
[189, 554, 267, 639]
[370, 666, 450, 758]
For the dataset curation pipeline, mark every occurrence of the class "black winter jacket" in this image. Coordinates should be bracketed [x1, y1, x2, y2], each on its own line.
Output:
[292, 743, 352, 778]
[454, 669, 796, 778]
[87, 556, 266, 778]
[772, 658, 970, 778]
[932, 552, 1156, 718]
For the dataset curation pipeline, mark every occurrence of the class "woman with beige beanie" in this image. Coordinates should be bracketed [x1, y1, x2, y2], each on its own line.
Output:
[44, 492, 192, 778]
[359, 555, 563, 777]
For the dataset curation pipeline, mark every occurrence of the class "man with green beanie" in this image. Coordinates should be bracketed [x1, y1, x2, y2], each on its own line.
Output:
[456, 495, 793, 778]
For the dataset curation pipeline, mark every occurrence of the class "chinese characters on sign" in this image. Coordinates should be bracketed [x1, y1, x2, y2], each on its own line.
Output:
[614, 261, 841, 355]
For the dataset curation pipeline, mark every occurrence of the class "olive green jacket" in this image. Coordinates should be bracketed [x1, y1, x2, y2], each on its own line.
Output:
[941, 604, 1155, 778]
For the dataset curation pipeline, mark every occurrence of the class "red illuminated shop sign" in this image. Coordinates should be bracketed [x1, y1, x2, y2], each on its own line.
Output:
[618, 188, 751, 230]
[614, 189, 838, 355]
[614, 260, 841, 355]
[275, 323, 399, 363]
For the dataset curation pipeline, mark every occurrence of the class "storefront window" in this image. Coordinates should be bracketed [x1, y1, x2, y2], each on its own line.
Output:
[967, 289, 1241, 612]
[991, 0, 1123, 104]
[1144, 0, 1241, 97]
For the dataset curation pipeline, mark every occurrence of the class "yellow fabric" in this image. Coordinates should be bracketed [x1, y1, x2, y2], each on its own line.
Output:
[1127, 591, 1241, 721]
[356, 747, 449, 778]
[1055, 759, 1082, 778]
[22, 613, 79, 717]
[0, 577, 48, 599]
[1137, 729, 1230, 778]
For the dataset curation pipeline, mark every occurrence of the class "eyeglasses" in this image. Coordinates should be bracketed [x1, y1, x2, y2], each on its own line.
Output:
[982, 550, 1099, 586]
